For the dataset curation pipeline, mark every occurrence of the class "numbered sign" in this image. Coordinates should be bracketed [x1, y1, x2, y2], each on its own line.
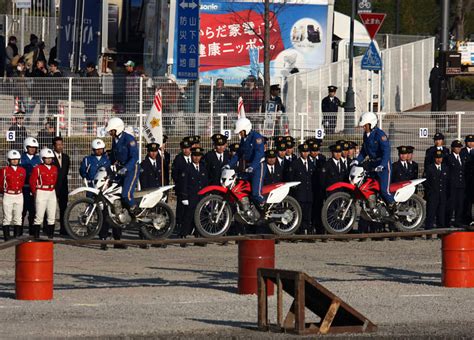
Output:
[315, 129, 325, 139]
[6, 130, 15, 142]
[419, 128, 429, 138]
[221, 129, 231, 140]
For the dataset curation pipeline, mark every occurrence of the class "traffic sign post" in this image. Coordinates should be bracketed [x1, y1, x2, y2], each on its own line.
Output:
[176, 0, 200, 80]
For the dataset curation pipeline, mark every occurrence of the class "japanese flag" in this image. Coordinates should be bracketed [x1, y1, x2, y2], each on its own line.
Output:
[144, 89, 163, 145]
[238, 96, 246, 119]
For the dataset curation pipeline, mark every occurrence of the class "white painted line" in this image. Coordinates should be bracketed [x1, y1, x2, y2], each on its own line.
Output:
[400, 294, 444, 297]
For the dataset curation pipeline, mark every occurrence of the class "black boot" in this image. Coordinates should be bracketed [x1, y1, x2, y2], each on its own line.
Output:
[2, 226, 11, 242]
[46, 225, 55, 239]
[14, 225, 23, 238]
[33, 225, 40, 239]
[100, 238, 108, 251]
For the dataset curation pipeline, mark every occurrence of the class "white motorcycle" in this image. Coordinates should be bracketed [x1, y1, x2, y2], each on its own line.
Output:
[64, 167, 175, 240]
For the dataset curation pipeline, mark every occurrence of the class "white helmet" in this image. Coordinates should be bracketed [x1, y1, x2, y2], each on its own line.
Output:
[40, 148, 54, 159]
[358, 112, 378, 128]
[23, 137, 39, 151]
[234, 117, 252, 135]
[91, 138, 106, 150]
[105, 117, 125, 135]
[7, 150, 21, 160]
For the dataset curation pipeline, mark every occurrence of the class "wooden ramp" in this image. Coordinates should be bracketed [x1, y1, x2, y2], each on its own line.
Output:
[257, 268, 377, 335]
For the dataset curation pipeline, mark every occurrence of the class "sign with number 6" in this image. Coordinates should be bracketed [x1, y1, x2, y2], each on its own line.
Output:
[6, 130, 15, 142]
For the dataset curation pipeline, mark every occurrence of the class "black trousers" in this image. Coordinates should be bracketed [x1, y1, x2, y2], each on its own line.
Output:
[311, 193, 324, 233]
[425, 196, 447, 229]
[448, 187, 465, 226]
[299, 202, 313, 233]
[22, 189, 35, 235]
[56, 187, 68, 234]
[99, 212, 122, 240]
[180, 204, 196, 237]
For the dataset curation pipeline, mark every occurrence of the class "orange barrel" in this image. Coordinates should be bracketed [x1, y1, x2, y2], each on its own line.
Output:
[238, 239, 275, 295]
[15, 241, 54, 300]
[442, 232, 474, 288]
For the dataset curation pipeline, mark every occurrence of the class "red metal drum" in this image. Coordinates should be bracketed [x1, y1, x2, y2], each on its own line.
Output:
[15, 241, 54, 300]
[238, 239, 275, 295]
[442, 232, 474, 288]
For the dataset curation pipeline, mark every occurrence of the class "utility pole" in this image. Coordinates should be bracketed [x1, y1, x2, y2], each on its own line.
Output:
[344, 0, 356, 133]
[439, 0, 450, 112]
[263, 0, 270, 103]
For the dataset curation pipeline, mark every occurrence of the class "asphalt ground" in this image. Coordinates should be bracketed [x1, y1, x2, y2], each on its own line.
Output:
[0, 238, 474, 339]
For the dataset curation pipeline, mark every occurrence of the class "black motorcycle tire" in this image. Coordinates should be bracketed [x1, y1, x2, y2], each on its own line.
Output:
[140, 202, 176, 240]
[267, 196, 302, 235]
[64, 197, 103, 240]
[394, 194, 426, 232]
[194, 194, 233, 238]
[321, 191, 357, 234]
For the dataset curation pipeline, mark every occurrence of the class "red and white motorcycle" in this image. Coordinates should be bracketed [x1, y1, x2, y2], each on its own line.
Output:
[322, 165, 426, 234]
[193, 169, 302, 237]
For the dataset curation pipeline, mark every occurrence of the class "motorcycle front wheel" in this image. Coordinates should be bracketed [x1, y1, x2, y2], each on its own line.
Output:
[267, 196, 302, 235]
[194, 194, 233, 237]
[64, 197, 103, 240]
[140, 202, 176, 239]
[322, 192, 357, 234]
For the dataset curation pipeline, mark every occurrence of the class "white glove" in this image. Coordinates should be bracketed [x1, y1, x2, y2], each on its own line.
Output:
[245, 167, 254, 173]
[117, 168, 127, 176]
[221, 165, 230, 171]
[375, 165, 384, 172]
[350, 160, 359, 167]
[182, 200, 189, 206]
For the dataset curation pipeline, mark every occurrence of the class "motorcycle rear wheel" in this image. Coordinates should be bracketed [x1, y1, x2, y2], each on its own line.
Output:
[394, 194, 425, 231]
[140, 202, 176, 239]
[322, 192, 357, 234]
[194, 194, 233, 237]
[267, 196, 302, 235]
[64, 197, 103, 240]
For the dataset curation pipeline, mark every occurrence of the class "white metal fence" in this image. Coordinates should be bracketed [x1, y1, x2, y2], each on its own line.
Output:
[0, 74, 472, 190]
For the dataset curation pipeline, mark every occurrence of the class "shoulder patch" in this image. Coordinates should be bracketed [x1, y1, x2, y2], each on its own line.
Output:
[381, 135, 387, 141]
[256, 138, 263, 144]
[130, 140, 136, 146]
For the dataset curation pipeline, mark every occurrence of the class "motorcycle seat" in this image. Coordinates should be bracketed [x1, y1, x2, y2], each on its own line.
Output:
[134, 189, 158, 198]
[389, 181, 411, 193]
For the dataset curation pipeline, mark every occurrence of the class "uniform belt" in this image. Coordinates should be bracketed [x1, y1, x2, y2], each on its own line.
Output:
[37, 185, 54, 189]
[6, 190, 21, 194]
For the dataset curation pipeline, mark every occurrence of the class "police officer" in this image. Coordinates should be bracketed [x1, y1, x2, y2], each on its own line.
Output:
[106, 117, 140, 215]
[172, 139, 193, 233]
[424, 150, 449, 230]
[288, 143, 314, 234]
[30, 148, 58, 239]
[52, 136, 70, 236]
[461, 135, 474, 223]
[8, 111, 28, 151]
[179, 147, 209, 246]
[321, 144, 345, 190]
[352, 112, 396, 212]
[308, 143, 326, 234]
[140, 142, 165, 189]
[1, 150, 26, 241]
[269, 84, 285, 113]
[204, 134, 230, 185]
[392, 146, 411, 183]
[79, 139, 120, 250]
[446, 140, 465, 227]
[229, 143, 240, 159]
[263, 149, 283, 185]
[424, 132, 449, 170]
[20, 137, 41, 236]
[285, 136, 297, 162]
[406, 146, 419, 180]
[228, 117, 266, 207]
[321, 85, 343, 134]
[348, 141, 358, 161]
[336, 140, 351, 179]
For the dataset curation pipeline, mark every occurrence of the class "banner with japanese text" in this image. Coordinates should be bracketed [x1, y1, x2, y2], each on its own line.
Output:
[173, 0, 329, 83]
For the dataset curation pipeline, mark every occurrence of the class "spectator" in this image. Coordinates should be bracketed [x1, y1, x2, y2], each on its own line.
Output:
[321, 85, 343, 134]
[124, 60, 141, 126]
[5, 36, 19, 77]
[24, 34, 39, 55]
[214, 78, 236, 113]
[241, 75, 263, 126]
[157, 74, 181, 132]
[47, 60, 62, 117]
[12, 59, 30, 118]
[48, 38, 57, 65]
[84, 62, 100, 133]
[29, 59, 48, 123]
[8, 111, 28, 151]
[37, 116, 56, 148]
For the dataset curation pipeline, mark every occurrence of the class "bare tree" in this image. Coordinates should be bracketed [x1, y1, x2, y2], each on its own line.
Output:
[226, 0, 289, 104]
[453, 0, 474, 40]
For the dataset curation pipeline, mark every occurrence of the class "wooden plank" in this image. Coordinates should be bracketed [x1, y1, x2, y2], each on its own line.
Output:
[257, 270, 268, 329]
[283, 300, 296, 330]
[319, 299, 341, 334]
[277, 274, 283, 327]
[294, 273, 305, 334]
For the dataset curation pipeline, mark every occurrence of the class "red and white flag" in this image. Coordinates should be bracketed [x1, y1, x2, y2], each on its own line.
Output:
[237, 96, 246, 119]
[144, 89, 164, 145]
